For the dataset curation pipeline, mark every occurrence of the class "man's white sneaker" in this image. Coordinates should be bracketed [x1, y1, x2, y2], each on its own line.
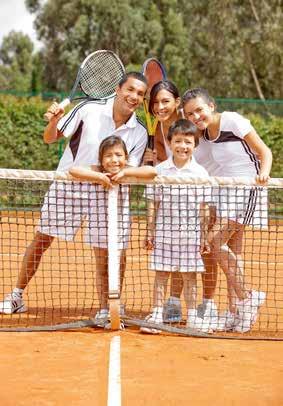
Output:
[235, 290, 266, 333]
[187, 309, 211, 333]
[0, 294, 27, 314]
[140, 307, 163, 334]
[163, 296, 182, 323]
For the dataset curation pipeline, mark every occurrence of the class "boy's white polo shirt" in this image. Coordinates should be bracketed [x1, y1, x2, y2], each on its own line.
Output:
[147, 156, 210, 273]
[155, 155, 209, 177]
[56, 98, 147, 171]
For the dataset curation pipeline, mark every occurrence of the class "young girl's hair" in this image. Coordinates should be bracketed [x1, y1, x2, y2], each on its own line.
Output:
[182, 87, 216, 108]
[149, 80, 180, 115]
[98, 135, 128, 166]
[167, 119, 199, 146]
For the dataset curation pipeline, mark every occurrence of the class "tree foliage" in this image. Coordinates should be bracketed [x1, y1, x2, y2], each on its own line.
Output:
[0, 0, 281, 98]
[0, 31, 35, 91]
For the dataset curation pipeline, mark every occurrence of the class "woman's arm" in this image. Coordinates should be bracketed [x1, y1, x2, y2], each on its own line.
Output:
[244, 130, 273, 183]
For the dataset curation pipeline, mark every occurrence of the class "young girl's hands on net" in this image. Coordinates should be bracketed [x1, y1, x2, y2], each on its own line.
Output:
[109, 170, 126, 183]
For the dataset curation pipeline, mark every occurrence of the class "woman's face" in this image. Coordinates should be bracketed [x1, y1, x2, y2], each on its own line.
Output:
[152, 89, 180, 122]
[183, 96, 215, 130]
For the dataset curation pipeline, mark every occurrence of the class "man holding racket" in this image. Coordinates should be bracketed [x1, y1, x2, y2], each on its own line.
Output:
[0, 71, 148, 314]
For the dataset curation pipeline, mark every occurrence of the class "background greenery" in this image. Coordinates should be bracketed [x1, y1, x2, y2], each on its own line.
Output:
[0, 0, 282, 100]
[0, 1, 282, 177]
[0, 95, 282, 177]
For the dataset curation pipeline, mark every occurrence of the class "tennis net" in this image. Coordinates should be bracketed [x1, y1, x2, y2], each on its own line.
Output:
[0, 168, 282, 339]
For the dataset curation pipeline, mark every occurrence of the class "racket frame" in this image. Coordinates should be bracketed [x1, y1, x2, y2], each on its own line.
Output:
[141, 57, 167, 161]
[44, 50, 125, 120]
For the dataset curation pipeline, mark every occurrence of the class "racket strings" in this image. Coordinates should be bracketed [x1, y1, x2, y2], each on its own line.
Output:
[80, 53, 125, 98]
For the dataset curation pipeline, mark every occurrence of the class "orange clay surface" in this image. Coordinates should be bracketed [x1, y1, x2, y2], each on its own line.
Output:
[0, 330, 282, 406]
[0, 214, 283, 405]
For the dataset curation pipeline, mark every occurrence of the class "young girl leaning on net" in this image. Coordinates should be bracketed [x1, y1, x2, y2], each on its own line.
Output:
[69, 135, 156, 326]
[182, 88, 272, 333]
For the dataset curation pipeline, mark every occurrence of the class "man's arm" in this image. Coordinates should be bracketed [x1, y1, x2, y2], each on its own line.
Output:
[43, 102, 65, 144]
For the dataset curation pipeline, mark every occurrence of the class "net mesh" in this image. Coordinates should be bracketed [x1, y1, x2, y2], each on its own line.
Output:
[0, 169, 282, 338]
[80, 51, 125, 98]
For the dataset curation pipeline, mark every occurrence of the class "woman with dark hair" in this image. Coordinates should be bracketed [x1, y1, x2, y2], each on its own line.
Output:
[144, 80, 183, 164]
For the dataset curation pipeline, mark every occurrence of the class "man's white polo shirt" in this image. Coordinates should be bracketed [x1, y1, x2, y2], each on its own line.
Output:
[56, 98, 147, 171]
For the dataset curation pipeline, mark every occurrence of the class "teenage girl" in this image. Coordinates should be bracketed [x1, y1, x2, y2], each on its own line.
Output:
[182, 87, 272, 332]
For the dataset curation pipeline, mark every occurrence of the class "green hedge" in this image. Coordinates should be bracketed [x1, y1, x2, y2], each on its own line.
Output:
[0, 95, 282, 177]
[0, 96, 58, 170]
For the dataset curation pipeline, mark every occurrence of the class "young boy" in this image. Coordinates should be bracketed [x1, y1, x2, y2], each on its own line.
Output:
[141, 119, 212, 334]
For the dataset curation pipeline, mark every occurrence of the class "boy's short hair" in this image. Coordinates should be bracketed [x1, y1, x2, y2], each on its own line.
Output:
[167, 119, 200, 146]
[118, 72, 148, 87]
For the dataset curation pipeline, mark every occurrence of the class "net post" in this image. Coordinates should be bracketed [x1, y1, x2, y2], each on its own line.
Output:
[108, 185, 120, 330]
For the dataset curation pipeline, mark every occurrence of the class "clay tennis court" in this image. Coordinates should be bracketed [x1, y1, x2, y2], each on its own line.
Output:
[0, 211, 283, 405]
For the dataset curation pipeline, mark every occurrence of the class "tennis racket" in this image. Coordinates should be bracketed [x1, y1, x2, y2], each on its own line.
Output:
[44, 50, 125, 120]
[141, 58, 167, 162]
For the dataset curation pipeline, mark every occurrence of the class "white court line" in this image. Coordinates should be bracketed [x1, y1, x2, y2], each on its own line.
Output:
[107, 335, 121, 406]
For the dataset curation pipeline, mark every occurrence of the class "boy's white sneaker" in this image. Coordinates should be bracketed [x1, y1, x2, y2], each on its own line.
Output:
[186, 309, 211, 333]
[0, 294, 27, 314]
[163, 296, 182, 323]
[200, 300, 218, 330]
[140, 307, 163, 334]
